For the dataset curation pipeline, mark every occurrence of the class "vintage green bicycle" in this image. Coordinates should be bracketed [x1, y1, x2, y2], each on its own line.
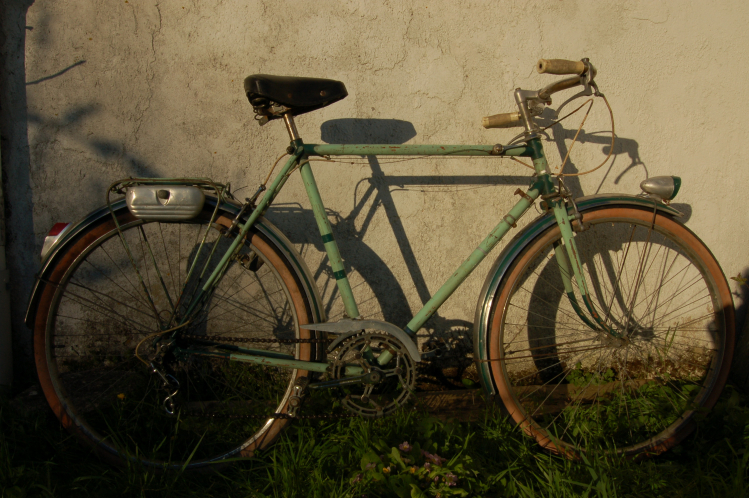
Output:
[26, 58, 735, 468]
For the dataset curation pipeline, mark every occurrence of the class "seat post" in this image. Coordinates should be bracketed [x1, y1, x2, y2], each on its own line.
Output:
[283, 113, 301, 141]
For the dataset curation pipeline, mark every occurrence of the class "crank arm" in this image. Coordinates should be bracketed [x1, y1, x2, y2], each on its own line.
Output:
[309, 366, 401, 390]
[420, 339, 451, 359]
[420, 349, 443, 359]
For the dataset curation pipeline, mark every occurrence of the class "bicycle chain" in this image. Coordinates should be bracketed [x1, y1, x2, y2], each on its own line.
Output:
[178, 333, 359, 420]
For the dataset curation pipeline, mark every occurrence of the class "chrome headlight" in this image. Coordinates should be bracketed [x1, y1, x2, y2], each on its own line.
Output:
[640, 176, 681, 201]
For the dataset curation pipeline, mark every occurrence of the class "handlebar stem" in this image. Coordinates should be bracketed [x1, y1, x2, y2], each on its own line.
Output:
[513, 88, 547, 134]
[514, 89, 534, 134]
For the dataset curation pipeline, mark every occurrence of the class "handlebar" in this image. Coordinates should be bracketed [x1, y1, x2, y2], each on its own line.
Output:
[482, 58, 596, 130]
[537, 76, 584, 101]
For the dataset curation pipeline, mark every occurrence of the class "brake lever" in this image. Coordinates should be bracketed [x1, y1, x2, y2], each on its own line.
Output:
[554, 59, 603, 116]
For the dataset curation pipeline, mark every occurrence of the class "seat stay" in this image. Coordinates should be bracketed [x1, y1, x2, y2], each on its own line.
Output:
[179, 152, 303, 323]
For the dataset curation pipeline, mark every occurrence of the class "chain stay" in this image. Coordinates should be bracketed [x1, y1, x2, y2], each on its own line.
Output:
[176, 332, 412, 420]
[180, 333, 330, 344]
[188, 410, 359, 420]
[178, 332, 358, 419]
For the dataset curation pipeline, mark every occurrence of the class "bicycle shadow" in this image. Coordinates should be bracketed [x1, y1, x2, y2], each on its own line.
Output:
[269, 118, 533, 389]
[519, 216, 728, 404]
[535, 108, 692, 222]
[269, 116, 696, 390]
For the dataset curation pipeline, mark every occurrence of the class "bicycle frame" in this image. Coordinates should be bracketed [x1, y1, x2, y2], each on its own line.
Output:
[176, 135, 605, 373]
[30, 60, 734, 465]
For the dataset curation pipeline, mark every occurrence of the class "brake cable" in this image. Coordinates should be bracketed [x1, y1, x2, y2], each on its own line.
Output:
[508, 93, 616, 178]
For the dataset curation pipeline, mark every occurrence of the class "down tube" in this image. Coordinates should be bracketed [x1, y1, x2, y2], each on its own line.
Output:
[404, 179, 544, 336]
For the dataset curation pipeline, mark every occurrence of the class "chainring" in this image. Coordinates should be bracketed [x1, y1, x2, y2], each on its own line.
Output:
[331, 331, 416, 418]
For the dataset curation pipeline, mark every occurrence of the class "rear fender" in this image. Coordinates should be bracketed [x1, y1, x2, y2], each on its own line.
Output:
[25, 196, 326, 329]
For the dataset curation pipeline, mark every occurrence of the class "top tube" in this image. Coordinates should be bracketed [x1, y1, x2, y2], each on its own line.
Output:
[302, 138, 551, 180]
[303, 143, 533, 158]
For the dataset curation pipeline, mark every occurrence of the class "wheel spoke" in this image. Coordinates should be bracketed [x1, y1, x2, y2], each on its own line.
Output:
[39, 206, 311, 468]
[490, 208, 731, 457]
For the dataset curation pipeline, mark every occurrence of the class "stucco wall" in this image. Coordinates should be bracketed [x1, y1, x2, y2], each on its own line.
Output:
[3, 0, 748, 385]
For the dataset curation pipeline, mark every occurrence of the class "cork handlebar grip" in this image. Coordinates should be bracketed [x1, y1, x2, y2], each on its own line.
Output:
[537, 59, 586, 75]
[482, 112, 523, 129]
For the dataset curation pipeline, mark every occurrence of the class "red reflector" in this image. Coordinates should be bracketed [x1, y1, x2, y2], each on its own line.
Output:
[48, 223, 70, 236]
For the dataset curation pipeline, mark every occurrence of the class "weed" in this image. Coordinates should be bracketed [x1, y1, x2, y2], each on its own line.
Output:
[3, 386, 749, 497]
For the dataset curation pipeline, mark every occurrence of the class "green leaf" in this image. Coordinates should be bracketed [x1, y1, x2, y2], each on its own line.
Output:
[361, 451, 382, 471]
[374, 438, 390, 452]
[390, 476, 413, 498]
[410, 484, 428, 498]
[390, 446, 406, 468]
[731, 273, 748, 286]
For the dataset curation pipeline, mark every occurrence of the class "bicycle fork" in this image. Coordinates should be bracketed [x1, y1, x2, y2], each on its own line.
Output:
[548, 196, 623, 339]
[527, 137, 621, 340]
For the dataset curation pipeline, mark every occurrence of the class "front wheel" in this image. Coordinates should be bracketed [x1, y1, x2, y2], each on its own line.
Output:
[33, 201, 316, 468]
[487, 206, 734, 457]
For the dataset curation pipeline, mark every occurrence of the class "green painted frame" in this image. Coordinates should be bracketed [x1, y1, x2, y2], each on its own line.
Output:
[172, 135, 604, 372]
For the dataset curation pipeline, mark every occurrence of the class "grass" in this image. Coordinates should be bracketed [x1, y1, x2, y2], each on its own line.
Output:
[2, 385, 749, 498]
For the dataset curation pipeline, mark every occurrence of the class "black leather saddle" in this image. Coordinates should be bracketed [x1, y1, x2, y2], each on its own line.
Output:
[244, 74, 347, 124]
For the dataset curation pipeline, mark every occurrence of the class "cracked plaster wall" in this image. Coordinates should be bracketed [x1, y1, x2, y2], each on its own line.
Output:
[4, 0, 749, 385]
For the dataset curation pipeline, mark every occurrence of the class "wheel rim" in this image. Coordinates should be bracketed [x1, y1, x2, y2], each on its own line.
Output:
[490, 208, 730, 456]
[37, 210, 311, 467]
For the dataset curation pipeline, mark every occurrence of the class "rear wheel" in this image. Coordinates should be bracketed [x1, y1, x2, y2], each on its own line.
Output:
[488, 206, 734, 457]
[33, 201, 315, 468]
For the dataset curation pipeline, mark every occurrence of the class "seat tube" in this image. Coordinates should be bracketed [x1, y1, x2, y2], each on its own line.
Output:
[298, 160, 361, 319]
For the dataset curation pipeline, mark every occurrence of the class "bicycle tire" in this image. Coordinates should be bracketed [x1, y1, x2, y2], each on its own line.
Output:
[33, 200, 315, 468]
[487, 205, 734, 457]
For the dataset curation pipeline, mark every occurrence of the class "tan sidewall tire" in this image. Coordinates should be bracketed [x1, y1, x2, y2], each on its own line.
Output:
[33, 210, 313, 467]
[488, 207, 735, 457]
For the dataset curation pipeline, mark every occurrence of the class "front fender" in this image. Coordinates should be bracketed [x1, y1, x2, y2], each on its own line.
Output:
[25, 196, 326, 328]
[472, 194, 682, 395]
